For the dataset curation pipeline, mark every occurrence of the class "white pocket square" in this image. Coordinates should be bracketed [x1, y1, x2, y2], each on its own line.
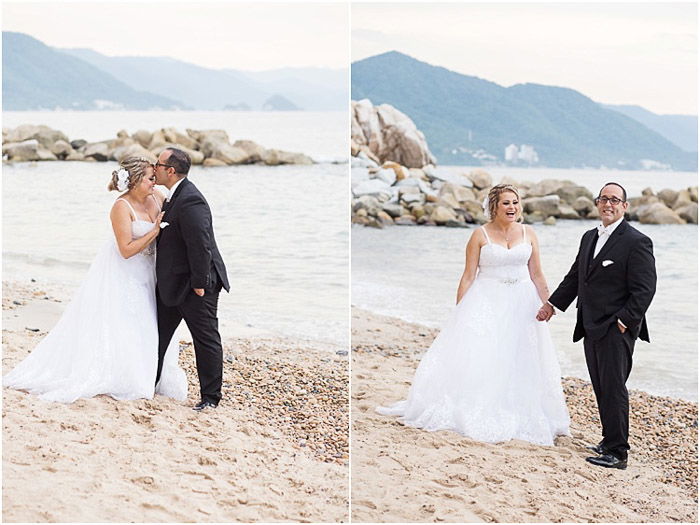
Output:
[602, 260, 614, 267]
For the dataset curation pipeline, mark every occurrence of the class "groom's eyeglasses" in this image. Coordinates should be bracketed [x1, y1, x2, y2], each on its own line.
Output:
[595, 196, 625, 205]
[154, 162, 175, 169]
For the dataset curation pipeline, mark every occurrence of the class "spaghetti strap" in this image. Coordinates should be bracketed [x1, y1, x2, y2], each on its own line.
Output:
[150, 193, 161, 212]
[481, 226, 491, 244]
[116, 198, 138, 221]
[522, 223, 527, 243]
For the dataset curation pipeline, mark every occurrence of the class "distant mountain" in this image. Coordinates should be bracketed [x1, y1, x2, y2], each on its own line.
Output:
[2, 32, 183, 110]
[63, 48, 268, 110]
[262, 94, 300, 111]
[63, 48, 347, 111]
[240, 67, 348, 111]
[604, 104, 697, 153]
[352, 51, 697, 170]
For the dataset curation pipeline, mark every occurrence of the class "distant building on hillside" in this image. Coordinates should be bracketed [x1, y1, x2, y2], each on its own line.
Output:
[504, 144, 539, 164]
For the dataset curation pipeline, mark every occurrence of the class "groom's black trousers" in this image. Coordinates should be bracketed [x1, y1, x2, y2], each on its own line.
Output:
[155, 272, 223, 405]
[583, 323, 635, 460]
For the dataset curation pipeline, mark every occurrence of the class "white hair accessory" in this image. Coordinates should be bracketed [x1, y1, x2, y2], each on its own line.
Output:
[116, 169, 130, 192]
[481, 196, 491, 221]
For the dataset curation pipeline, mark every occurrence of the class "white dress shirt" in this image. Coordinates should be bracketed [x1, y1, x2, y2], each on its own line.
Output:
[167, 177, 185, 202]
[593, 215, 624, 258]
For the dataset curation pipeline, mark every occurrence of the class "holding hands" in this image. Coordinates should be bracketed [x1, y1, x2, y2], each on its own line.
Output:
[536, 303, 555, 322]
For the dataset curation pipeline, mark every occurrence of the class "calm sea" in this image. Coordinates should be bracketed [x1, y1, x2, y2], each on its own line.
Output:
[3, 111, 349, 348]
[352, 168, 698, 401]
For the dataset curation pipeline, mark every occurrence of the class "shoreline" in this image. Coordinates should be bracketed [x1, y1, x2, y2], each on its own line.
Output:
[351, 306, 697, 522]
[2, 281, 349, 522]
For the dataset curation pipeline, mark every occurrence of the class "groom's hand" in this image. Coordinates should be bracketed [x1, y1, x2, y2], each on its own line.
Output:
[193, 288, 205, 296]
[537, 303, 554, 321]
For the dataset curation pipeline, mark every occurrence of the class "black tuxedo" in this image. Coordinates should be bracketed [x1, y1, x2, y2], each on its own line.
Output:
[155, 177, 230, 404]
[549, 219, 656, 460]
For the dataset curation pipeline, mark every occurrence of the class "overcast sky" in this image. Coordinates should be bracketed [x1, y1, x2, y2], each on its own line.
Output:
[353, 3, 697, 115]
[2, 0, 349, 71]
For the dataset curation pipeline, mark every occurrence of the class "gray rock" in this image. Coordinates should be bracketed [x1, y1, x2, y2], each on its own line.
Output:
[558, 203, 582, 220]
[50, 139, 75, 159]
[3, 139, 56, 162]
[394, 215, 417, 225]
[132, 130, 153, 148]
[233, 140, 266, 163]
[202, 158, 228, 167]
[657, 188, 679, 208]
[430, 205, 457, 224]
[573, 196, 596, 216]
[83, 142, 110, 162]
[638, 203, 685, 224]
[261, 149, 313, 166]
[373, 167, 397, 186]
[672, 189, 693, 210]
[522, 195, 561, 216]
[70, 139, 87, 150]
[352, 179, 393, 201]
[353, 195, 383, 216]
[543, 216, 557, 225]
[468, 169, 492, 190]
[382, 203, 405, 218]
[676, 202, 698, 224]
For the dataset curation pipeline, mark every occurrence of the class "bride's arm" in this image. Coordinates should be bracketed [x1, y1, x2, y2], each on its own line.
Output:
[110, 201, 163, 259]
[526, 226, 551, 304]
[455, 229, 484, 304]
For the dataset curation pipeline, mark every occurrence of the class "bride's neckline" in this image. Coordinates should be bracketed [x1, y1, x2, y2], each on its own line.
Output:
[487, 241, 530, 251]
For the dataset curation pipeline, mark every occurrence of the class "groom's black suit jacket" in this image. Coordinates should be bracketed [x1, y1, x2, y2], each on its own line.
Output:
[549, 220, 656, 342]
[156, 177, 230, 306]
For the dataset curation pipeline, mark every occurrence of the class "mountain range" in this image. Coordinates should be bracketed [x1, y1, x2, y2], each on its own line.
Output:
[3, 31, 347, 111]
[351, 51, 697, 170]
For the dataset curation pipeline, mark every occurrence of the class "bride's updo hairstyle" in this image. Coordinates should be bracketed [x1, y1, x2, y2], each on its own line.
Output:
[108, 157, 152, 192]
[486, 183, 521, 222]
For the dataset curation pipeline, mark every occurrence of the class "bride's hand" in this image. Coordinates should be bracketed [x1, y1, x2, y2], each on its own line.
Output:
[152, 212, 165, 237]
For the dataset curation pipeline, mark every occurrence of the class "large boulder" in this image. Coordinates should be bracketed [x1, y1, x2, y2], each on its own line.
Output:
[352, 179, 393, 201]
[209, 143, 251, 164]
[261, 149, 313, 166]
[657, 188, 679, 208]
[638, 202, 685, 224]
[353, 195, 383, 216]
[573, 196, 596, 216]
[672, 189, 693, 210]
[233, 140, 265, 163]
[50, 139, 76, 160]
[352, 99, 436, 168]
[162, 127, 198, 150]
[556, 185, 593, 204]
[132, 129, 153, 148]
[186, 129, 230, 145]
[526, 179, 572, 198]
[82, 142, 110, 162]
[676, 202, 698, 224]
[439, 182, 476, 203]
[468, 169, 492, 190]
[3, 139, 57, 161]
[113, 143, 157, 163]
[430, 205, 458, 224]
[522, 195, 561, 217]
[3, 125, 69, 149]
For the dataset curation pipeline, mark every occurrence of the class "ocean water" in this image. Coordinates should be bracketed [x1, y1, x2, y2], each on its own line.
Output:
[3, 111, 349, 348]
[352, 169, 698, 401]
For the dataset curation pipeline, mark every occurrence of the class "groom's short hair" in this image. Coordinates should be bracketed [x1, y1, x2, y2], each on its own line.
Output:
[165, 148, 191, 176]
[599, 182, 627, 202]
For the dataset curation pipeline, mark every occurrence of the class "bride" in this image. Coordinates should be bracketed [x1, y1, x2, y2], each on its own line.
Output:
[377, 184, 570, 446]
[3, 157, 187, 403]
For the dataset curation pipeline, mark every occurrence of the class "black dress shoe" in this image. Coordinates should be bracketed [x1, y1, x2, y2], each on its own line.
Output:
[585, 453, 627, 470]
[586, 443, 606, 455]
[193, 400, 218, 411]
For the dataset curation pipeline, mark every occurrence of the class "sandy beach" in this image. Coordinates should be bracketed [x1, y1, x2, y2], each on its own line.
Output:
[351, 307, 698, 523]
[2, 280, 348, 522]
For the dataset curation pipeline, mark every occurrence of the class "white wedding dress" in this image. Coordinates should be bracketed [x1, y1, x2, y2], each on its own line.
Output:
[3, 199, 187, 403]
[377, 225, 570, 446]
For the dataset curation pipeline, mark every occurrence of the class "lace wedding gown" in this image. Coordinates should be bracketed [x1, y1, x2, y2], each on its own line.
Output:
[3, 199, 187, 403]
[377, 226, 570, 446]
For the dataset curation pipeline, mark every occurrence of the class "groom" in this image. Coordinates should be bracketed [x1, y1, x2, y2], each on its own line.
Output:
[154, 147, 230, 411]
[538, 182, 656, 470]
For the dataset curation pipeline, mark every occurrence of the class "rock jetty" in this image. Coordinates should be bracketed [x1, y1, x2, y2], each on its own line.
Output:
[350, 101, 697, 227]
[2, 124, 314, 166]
